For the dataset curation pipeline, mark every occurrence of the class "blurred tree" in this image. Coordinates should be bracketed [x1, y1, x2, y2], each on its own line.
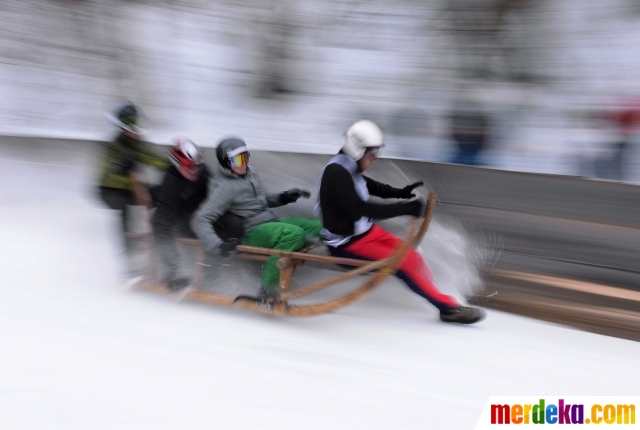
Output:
[439, 0, 545, 83]
[247, 0, 298, 99]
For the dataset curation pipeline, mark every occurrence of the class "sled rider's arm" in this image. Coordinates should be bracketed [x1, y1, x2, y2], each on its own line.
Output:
[324, 164, 419, 220]
[363, 176, 404, 199]
[247, 170, 284, 208]
[138, 141, 169, 171]
[266, 191, 285, 208]
[263, 179, 285, 208]
[190, 180, 234, 252]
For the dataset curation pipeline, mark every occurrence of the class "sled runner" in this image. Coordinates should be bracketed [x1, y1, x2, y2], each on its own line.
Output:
[130, 184, 436, 316]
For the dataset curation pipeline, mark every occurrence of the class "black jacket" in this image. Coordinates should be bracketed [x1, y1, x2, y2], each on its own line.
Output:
[153, 165, 210, 223]
[152, 165, 211, 275]
[319, 161, 419, 241]
[153, 166, 210, 234]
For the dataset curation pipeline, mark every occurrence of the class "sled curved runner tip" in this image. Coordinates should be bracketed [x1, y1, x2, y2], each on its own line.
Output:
[134, 193, 436, 317]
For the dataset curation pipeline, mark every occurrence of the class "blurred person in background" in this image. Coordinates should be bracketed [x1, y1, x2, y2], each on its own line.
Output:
[448, 97, 491, 166]
[152, 138, 210, 291]
[98, 102, 168, 259]
[191, 137, 321, 305]
[595, 100, 640, 181]
[317, 120, 486, 324]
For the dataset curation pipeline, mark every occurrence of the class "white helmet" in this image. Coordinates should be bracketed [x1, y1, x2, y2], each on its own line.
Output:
[342, 120, 384, 161]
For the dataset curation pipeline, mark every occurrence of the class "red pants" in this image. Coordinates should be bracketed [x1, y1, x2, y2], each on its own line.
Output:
[336, 225, 459, 311]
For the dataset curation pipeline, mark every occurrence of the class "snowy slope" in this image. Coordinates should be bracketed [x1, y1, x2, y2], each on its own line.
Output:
[1, 146, 639, 430]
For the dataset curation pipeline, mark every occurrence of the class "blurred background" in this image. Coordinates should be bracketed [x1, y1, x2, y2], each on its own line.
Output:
[1, 2, 640, 428]
[2, 0, 640, 340]
[2, 0, 640, 181]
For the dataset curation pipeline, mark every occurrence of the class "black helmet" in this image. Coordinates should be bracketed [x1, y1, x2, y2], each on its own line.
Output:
[105, 101, 145, 132]
[216, 137, 249, 169]
[117, 103, 140, 127]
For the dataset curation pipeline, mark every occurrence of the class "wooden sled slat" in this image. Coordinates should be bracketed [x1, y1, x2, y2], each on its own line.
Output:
[283, 198, 433, 316]
[137, 212, 426, 316]
[413, 193, 436, 246]
[136, 282, 237, 306]
[235, 193, 435, 265]
[234, 245, 373, 267]
[282, 257, 392, 300]
[232, 205, 433, 316]
[272, 193, 435, 316]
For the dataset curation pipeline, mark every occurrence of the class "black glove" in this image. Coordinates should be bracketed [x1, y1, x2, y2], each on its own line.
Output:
[404, 199, 426, 218]
[280, 188, 311, 204]
[397, 182, 424, 199]
[214, 213, 245, 241]
[218, 238, 241, 257]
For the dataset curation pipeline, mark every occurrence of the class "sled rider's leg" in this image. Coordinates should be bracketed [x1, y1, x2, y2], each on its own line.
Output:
[243, 222, 306, 291]
[213, 212, 245, 241]
[279, 217, 323, 238]
[99, 187, 135, 252]
[339, 225, 460, 312]
[152, 207, 193, 289]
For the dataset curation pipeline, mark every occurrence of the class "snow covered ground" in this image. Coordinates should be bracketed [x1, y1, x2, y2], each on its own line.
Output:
[1, 144, 640, 430]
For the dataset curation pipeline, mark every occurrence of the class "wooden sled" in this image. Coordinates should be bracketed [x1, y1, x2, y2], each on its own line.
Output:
[129, 178, 436, 316]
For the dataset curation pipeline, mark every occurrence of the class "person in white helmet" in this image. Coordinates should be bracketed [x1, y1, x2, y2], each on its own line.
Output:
[316, 120, 486, 324]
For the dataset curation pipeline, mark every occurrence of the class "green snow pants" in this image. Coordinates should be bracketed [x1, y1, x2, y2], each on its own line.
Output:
[242, 217, 323, 290]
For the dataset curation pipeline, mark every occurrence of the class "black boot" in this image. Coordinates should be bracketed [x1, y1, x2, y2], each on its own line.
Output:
[257, 286, 279, 304]
[440, 306, 486, 324]
[233, 285, 279, 309]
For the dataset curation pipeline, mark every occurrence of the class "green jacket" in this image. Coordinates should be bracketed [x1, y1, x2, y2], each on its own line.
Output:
[99, 133, 168, 191]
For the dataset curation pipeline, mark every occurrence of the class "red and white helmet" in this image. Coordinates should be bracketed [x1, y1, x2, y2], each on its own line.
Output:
[168, 137, 205, 180]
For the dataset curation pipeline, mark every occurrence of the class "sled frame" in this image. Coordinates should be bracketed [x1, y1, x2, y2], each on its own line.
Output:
[133, 190, 436, 317]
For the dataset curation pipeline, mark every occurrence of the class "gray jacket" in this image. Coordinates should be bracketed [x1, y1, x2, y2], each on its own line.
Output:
[191, 166, 284, 252]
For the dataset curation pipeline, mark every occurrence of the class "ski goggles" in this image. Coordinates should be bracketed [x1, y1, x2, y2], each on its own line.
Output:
[229, 152, 249, 167]
[364, 145, 385, 158]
